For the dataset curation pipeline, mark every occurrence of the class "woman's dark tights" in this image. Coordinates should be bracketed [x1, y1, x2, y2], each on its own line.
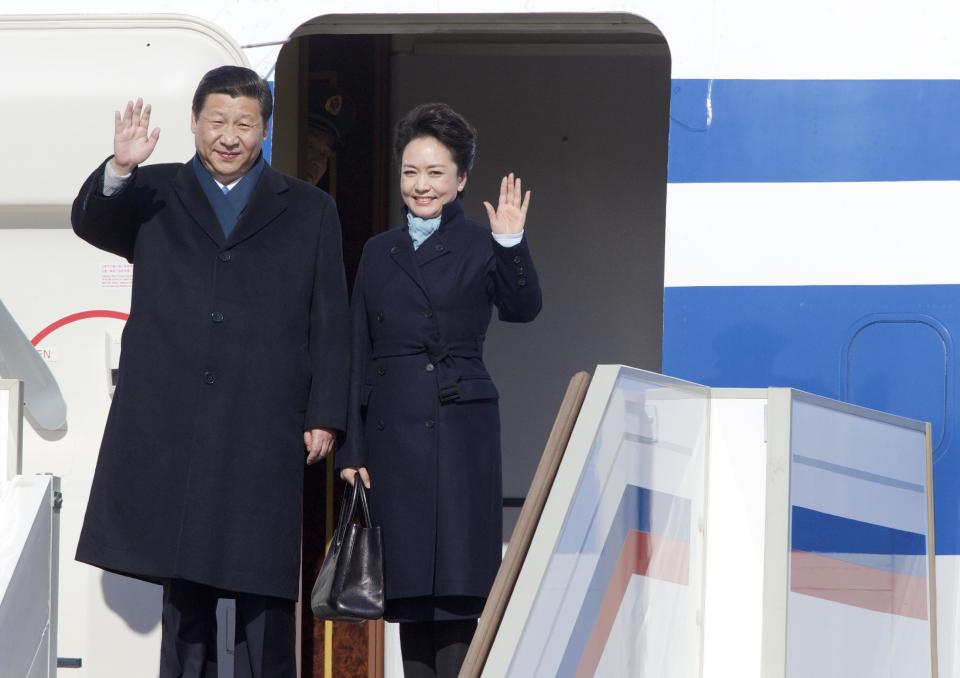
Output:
[399, 619, 477, 678]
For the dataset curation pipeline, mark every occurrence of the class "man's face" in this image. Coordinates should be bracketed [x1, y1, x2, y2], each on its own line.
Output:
[303, 128, 335, 186]
[191, 93, 267, 185]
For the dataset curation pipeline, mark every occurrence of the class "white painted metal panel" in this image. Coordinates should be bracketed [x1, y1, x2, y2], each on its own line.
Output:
[665, 182, 960, 288]
[3, 1, 960, 80]
[0, 475, 55, 678]
[1, 380, 22, 483]
[701, 393, 768, 678]
[1, 386, 8, 481]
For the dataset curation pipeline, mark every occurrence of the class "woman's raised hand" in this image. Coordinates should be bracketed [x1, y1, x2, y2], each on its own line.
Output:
[483, 173, 531, 235]
[111, 98, 161, 174]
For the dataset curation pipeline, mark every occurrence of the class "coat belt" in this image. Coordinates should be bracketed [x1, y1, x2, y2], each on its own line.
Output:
[371, 338, 483, 403]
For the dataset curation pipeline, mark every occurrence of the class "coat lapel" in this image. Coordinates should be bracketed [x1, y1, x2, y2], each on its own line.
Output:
[414, 229, 452, 267]
[408, 199, 461, 268]
[391, 200, 465, 299]
[388, 230, 431, 301]
[226, 165, 289, 247]
[172, 163, 225, 248]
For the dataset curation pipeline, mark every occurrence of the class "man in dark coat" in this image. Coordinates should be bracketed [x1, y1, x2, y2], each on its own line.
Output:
[71, 66, 349, 678]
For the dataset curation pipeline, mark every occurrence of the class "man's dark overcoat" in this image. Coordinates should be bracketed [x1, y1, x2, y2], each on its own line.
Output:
[337, 199, 541, 617]
[72, 157, 350, 601]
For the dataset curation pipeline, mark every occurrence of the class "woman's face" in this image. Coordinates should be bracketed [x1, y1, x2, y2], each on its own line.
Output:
[400, 136, 467, 219]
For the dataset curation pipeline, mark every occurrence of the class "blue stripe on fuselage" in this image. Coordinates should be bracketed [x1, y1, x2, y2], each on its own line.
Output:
[667, 79, 960, 182]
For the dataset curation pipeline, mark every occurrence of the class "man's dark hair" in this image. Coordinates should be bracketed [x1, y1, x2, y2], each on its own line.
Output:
[192, 66, 273, 123]
[393, 103, 477, 174]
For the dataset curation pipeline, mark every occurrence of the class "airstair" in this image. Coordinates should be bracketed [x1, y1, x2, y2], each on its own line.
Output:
[0, 379, 59, 678]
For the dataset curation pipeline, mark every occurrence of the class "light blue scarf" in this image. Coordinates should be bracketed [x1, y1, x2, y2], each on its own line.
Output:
[407, 213, 442, 250]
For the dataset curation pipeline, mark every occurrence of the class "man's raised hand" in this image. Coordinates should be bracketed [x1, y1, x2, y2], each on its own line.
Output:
[111, 98, 161, 175]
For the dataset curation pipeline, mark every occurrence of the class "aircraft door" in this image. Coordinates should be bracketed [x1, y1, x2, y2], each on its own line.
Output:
[0, 15, 247, 678]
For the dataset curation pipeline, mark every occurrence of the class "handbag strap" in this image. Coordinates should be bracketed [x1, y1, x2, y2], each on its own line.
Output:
[355, 478, 373, 527]
[333, 479, 361, 548]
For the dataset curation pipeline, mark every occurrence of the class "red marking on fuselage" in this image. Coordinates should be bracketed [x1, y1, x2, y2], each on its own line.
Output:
[31, 310, 129, 346]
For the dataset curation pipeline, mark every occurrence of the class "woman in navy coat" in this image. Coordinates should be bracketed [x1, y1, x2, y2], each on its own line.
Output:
[336, 103, 541, 677]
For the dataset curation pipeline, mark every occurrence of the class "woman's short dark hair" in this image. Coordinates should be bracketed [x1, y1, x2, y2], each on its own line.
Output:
[394, 103, 477, 174]
[192, 66, 273, 124]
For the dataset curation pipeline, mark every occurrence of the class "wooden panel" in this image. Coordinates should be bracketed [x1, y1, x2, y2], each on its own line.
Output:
[332, 620, 371, 678]
[300, 458, 330, 678]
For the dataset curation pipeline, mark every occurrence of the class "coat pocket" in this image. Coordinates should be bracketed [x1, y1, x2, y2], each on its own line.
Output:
[456, 377, 500, 402]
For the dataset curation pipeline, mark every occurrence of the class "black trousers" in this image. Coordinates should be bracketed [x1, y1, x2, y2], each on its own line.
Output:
[159, 579, 295, 678]
[399, 620, 477, 678]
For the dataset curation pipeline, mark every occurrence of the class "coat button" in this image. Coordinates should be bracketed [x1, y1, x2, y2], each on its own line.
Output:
[425, 363, 435, 372]
[376, 420, 385, 431]
[390, 246, 400, 255]
[518, 277, 528, 287]
[516, 265, 525, 274]
[377, 367, 386, 376]
[210, 311, 224, 323]
[218, 251, 232, 262]
[425, 420, 435, 430]
[377, 312, 384, 322]
[435, 244, 445, 252]
[513, 255, 522, 264]
[203, 371, 216, 385]
[423, 310, 434, 319]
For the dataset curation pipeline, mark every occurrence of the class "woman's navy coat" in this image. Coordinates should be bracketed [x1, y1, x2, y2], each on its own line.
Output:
[337, 199, 541, 612]
[71, 158, 350, 600]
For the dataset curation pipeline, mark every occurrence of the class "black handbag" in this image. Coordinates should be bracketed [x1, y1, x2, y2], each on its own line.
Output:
[310, 474, 385, 621]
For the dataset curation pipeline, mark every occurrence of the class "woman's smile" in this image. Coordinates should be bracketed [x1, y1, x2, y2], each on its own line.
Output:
[399, 136, 467, 218]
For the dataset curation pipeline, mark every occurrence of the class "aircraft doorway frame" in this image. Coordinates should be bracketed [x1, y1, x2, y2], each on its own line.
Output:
[273, 13, 670, 678]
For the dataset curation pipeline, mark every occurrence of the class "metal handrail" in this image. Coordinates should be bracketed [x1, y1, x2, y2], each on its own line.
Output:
[1, 379, 23, 481]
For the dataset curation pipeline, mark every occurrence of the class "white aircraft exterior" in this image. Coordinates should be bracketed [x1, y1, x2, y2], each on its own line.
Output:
[1, 1, 959, 676]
